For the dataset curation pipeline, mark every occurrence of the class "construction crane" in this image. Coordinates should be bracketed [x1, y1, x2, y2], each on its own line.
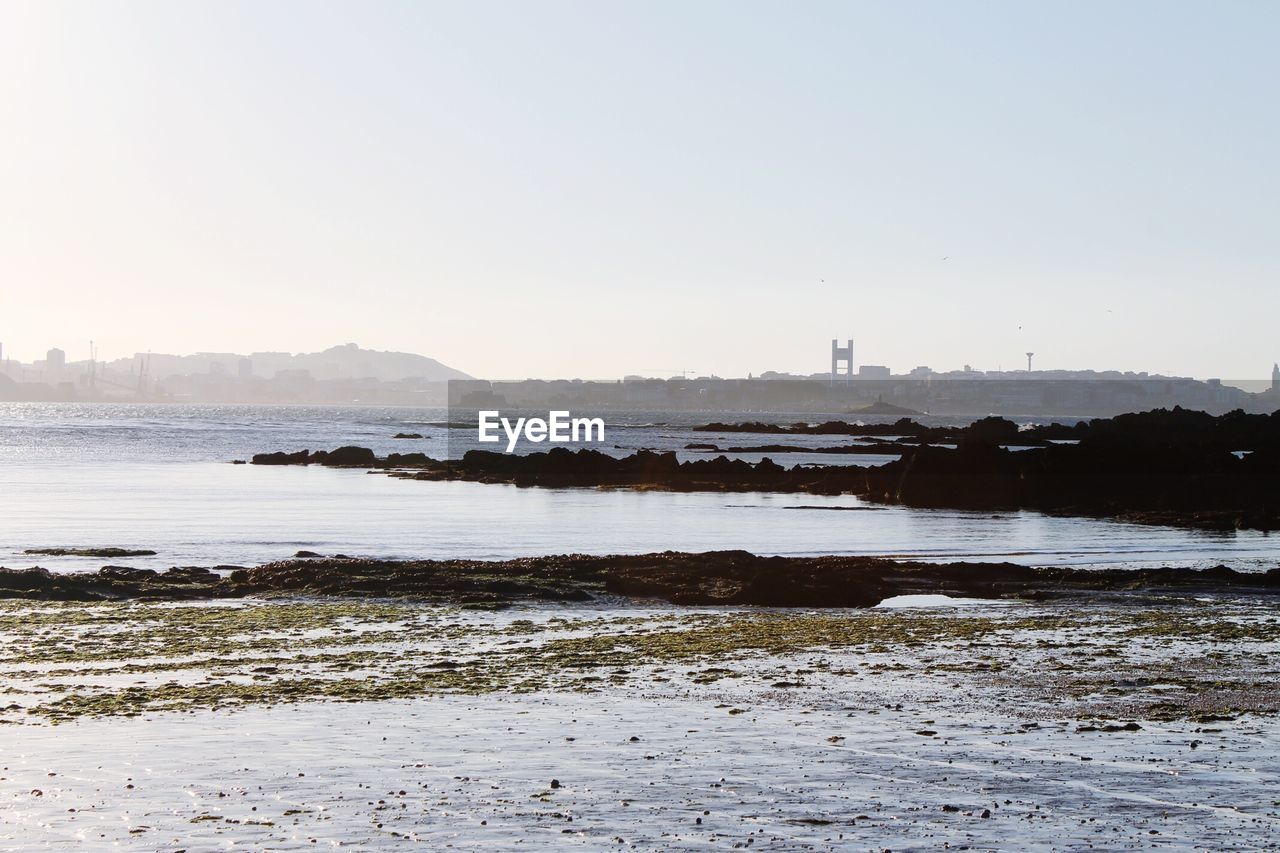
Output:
[84, 341, 155, 400]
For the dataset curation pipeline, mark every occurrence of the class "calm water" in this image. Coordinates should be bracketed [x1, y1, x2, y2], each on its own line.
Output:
[1, 403, 1276, 572]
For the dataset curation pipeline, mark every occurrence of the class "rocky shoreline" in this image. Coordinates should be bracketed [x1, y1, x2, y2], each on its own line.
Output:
[247, 407, 1280, 530]
[1, 551, 1276, 605]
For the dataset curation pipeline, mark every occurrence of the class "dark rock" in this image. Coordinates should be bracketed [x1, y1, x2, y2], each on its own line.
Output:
[24, 547, 157, 558]
[959, 416, 1021, 448]
[9, 550, 1272, 606]
[310, 446, 378, 467]
[1101, 722, 1142, 732]
[99, 566, 158, 580]
[251, 450, 311, 465]
[162, 566, 220, 584]
[384, 452, 434, 468]
[246, 407, 1280, 529]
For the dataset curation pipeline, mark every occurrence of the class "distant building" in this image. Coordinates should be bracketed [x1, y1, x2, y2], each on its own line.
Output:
[830, 338, 853, 381]
[858, 365, 891, 379]
[271, 368, 315, 395]
[1273, 363, 1279, 392]
[908, 366, 933, 378]
[46, 347, 65, 370]
[238, 358, 253, 379]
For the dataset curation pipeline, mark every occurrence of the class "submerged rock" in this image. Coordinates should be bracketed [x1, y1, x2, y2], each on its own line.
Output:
[23, 547, 157, 558]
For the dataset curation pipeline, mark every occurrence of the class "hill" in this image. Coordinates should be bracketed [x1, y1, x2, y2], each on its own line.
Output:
[105, 343, 471, 383]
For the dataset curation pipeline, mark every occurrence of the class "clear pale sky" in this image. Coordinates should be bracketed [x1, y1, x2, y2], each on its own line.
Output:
[1, 1, 1276, 380]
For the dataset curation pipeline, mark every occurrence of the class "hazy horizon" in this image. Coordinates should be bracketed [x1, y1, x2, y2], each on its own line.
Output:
[2, 1, 1277, 379]
[3, 339, 1277, 385]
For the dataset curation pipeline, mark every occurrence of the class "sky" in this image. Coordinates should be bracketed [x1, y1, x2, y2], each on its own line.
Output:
[1, 0, 1276, 380]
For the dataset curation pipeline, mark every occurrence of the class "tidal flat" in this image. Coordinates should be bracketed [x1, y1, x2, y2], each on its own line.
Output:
[1, 596, 1278, 848]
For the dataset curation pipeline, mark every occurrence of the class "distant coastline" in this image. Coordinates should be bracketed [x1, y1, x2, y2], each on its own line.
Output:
[0, 343, 468, 406]
[4, 343, 1279, 414]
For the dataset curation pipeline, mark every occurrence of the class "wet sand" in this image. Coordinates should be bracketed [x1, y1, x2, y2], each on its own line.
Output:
[1, 596, 1277, 847]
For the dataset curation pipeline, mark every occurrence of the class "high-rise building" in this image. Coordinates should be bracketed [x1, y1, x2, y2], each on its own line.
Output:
[46, 348, 66, 370]
[1272, 362, 1278, 392]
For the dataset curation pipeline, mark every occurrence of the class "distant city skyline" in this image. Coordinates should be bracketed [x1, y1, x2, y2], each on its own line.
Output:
[0, 338, 1275, 385]
[2, 1, 1277, 379]
[3, 338, 1273, 413]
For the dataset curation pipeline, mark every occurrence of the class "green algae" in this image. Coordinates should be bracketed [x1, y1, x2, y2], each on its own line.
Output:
[2, 598, 1277, 724]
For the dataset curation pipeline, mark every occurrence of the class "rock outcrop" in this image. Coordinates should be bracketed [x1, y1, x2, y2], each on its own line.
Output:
[2, 553, 1276, 606]
[246, 408, 1280, 529]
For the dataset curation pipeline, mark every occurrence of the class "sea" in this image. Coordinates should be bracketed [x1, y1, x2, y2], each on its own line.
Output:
[2, 402, 1277, 573]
